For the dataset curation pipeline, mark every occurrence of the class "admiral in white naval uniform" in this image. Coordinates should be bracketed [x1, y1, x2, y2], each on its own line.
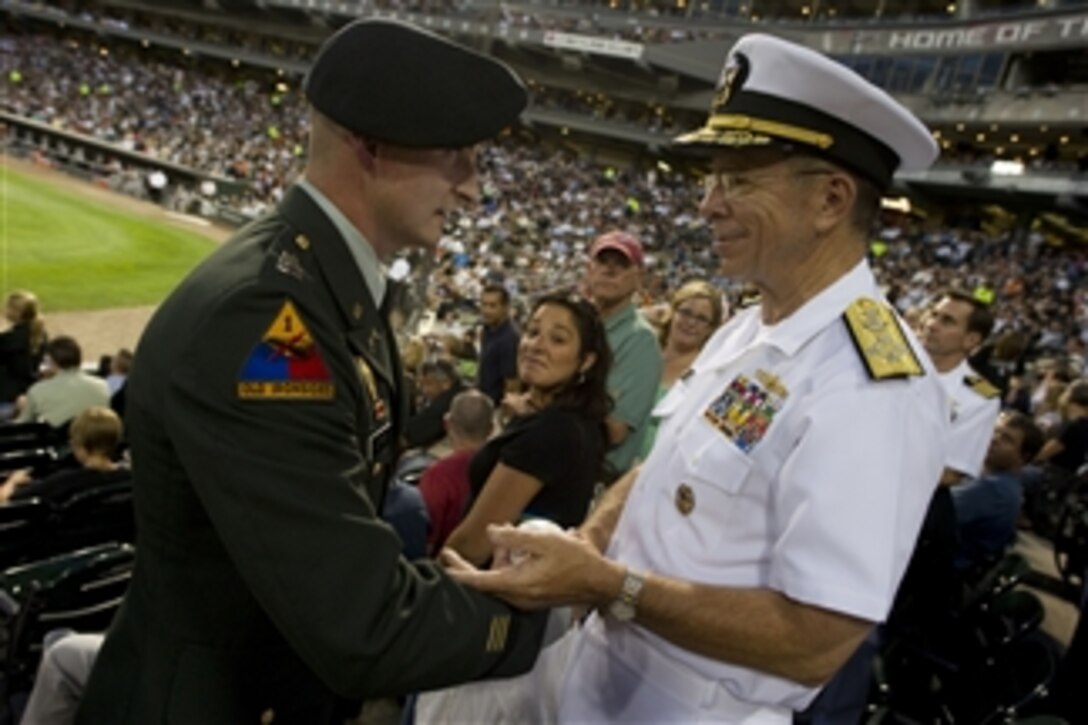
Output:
[445, 33, 950, 724]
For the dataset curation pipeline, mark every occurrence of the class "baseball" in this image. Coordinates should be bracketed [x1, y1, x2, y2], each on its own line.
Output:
[509, 518, 565, 566]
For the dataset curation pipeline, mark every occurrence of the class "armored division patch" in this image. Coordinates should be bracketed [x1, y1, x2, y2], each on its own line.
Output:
[237, 299, 335, 400]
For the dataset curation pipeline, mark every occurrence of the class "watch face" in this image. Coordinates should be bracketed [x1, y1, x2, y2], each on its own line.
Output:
[609, 599, 635, 621]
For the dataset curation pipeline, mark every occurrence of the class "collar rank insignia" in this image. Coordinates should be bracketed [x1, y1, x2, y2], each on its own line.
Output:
[237, 300, 335, 400]
[843, 297, 923, 380]
[965, 374, 1000, 399]
[703, 370, 787, 453]
[275, 250, 306, 281]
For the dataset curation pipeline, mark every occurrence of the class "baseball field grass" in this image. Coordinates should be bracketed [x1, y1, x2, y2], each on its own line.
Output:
[0, 163, 218, 311]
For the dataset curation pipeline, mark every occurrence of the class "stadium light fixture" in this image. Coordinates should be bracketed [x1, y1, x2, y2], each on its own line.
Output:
[881, 197, 912, 213]
[991, 160, 1024, 176]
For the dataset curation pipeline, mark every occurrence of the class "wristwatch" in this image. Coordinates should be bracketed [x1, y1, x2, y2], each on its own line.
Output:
[607, 569, 646, 621]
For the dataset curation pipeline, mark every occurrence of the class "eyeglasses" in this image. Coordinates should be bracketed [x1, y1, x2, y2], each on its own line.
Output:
[674, 308, 715, 326]
[701, 168, 834, 198]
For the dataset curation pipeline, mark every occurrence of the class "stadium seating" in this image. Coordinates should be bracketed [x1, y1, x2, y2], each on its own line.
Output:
[869, 552, 1056, 722]
[0, 450, 59, 480]
[0, 543, 135, 713]
[50, 480, 135, 556]
[0, 424, 62, 456]
[0, 501, 52, 571]
[0, 481, 135, 572]
[1050, 472, 1088, 597]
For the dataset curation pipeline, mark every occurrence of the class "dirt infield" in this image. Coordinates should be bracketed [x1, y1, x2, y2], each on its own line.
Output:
[2, 154, 233, 361]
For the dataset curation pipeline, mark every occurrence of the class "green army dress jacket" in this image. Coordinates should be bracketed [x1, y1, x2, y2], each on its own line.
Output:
[76, 187, 542, 724]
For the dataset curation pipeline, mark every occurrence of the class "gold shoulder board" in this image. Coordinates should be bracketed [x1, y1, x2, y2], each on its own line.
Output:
[842, 297, 924, 380]
[965, 375, 1000, 399]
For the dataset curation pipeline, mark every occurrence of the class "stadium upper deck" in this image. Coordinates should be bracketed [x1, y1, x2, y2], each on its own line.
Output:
[4, 0, 1086, 220]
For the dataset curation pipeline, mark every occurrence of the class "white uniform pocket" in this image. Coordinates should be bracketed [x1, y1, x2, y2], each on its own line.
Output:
[676, 416, 753, 496]
[644, 417, 756, 571]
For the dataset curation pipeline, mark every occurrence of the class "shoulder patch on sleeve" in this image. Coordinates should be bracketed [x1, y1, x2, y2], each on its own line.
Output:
[842, 297, 924, 380]
[965, 374, 1000, 399]
[237, 299, 335, 400]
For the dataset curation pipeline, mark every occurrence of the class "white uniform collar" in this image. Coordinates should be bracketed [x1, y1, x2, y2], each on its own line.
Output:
[751, 259, 876, 357]
[938, 358, 972, 384]
[296, 178, 387, 307]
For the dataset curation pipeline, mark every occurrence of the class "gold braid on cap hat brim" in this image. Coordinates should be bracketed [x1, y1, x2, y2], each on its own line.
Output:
[676, 114, 834, 150]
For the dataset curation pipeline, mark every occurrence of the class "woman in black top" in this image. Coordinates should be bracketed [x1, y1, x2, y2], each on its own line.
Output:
[446, 294, 611, 565]
[0, 290, 47, 405]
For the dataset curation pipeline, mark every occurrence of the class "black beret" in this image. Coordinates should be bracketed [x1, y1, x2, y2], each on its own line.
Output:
[304, 19, 527, 148]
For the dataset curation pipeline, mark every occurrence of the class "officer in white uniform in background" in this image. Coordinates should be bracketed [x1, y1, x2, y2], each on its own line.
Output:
[444, 33, 949, 724]
[919, 290, 1002, 484]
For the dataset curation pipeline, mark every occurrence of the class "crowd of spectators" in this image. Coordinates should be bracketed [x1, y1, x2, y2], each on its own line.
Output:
[529, 85, 693, 136]
[4, 23, 1085, 368]
[16, 0, 1088, 81]
[22, 0, 1075, 66]
[3, 32, 308, 209]
[0, 16, 1086, 720]
[21, 0, 740, 46]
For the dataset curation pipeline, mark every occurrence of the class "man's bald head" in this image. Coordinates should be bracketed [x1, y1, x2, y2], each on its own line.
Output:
[446, 390, 494, 446]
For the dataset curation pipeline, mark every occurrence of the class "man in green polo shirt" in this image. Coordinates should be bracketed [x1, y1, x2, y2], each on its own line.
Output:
[16, 336, 109, 428]
[586, 231, 663, 478]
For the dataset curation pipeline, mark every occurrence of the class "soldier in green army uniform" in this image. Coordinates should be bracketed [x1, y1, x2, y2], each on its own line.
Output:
[76, 19, 545, 724]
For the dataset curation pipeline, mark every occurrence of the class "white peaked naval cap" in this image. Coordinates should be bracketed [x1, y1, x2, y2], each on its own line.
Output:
[675, 33, 939, 188]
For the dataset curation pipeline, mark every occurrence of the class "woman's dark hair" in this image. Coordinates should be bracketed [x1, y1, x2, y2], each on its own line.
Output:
[525, 293, 612, 424]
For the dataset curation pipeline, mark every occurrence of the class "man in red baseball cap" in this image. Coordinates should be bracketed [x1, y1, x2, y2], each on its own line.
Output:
[585, 231, 662, 478]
